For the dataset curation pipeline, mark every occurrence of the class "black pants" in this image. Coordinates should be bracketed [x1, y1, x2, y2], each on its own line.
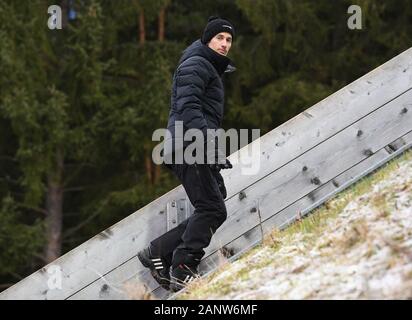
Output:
[150, 163, 227, 268]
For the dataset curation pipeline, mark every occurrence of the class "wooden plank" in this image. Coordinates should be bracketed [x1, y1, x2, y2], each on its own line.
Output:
[68, 256, 170, 300]
[223, 47, 412, 199]
[0, 185, 186, 300]
[166, 200, 178, 231]
[197, 131, 412, 280]
[166, 199, 193, 231]
[205, 90, 412, 259]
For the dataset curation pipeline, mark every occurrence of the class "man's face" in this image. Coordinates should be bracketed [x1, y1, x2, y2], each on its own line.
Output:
[207, 32, 232, 56]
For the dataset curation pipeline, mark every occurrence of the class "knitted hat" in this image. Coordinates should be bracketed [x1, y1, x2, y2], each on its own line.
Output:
[201, 16, 235, 44]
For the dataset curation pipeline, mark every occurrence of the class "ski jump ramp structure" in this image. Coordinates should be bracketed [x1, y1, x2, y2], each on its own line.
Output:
[1, 48, 412, 300]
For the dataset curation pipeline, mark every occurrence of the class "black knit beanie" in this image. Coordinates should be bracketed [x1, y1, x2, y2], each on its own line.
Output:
[201, 16, 235, 44]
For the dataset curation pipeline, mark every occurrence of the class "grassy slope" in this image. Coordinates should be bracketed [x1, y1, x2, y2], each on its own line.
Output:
[178, 149, 412, 300]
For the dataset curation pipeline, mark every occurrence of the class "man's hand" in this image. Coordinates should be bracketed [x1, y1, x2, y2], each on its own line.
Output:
[209, 159, 233, 171]
[220, 158, 233, 169]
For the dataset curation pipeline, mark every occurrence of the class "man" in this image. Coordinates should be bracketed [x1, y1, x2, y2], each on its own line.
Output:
[138, 16, 235, 292]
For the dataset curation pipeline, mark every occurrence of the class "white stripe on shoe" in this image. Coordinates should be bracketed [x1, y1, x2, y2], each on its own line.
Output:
[152, 259, 164, 269]
[183, 275, 194, 284]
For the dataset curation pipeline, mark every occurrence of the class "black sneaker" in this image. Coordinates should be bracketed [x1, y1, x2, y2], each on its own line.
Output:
[137, 247, 170, 290]
[170, 264, 199, 292]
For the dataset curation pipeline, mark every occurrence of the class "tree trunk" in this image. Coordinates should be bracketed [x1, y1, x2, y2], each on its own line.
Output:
[44, 150, 64, 264]
[158, 7, 165, 42]
[60, 0, 69, 29]
[153, 163, 161, 185]
[144, 150, 153, 185]
[139, 10, 145, 44]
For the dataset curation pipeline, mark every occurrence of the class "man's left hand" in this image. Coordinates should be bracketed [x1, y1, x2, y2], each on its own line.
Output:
[209, 159, 233, 171]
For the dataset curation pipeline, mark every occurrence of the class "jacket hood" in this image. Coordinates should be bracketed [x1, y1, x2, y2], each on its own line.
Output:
[178, 39, 236, 76]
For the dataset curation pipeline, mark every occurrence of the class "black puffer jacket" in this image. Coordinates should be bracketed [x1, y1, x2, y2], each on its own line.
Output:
[163, 39, 235, 163]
